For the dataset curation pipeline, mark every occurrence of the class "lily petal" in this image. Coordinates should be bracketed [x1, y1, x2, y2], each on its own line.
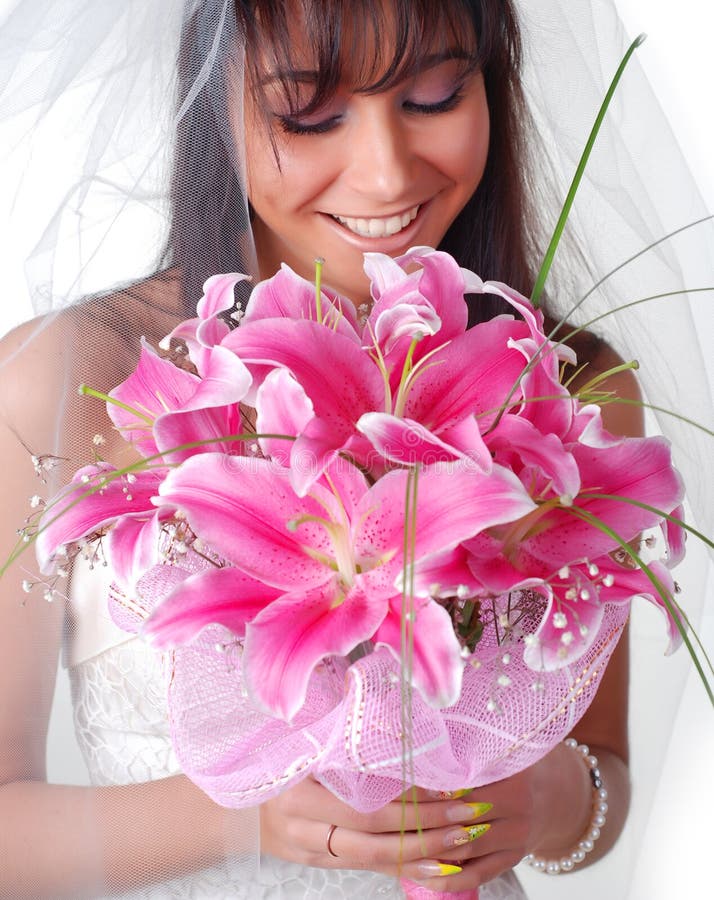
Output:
[106, 511, 162, 594]
[357, 412, 468, 467]
[256, 369, 314, 465]
[374, 594, 463, 707]
[244, 580, 387, 721]
[36, 464, 163, 574]
[523, 583, 605, 670]
[486, 415, 581, 500]
[153, 346, 252, 463]
[243, 263, 360, 340]
[527, 436, 684, 565]
[144, 566, 282, 647]
[108, 342, 200, 458]
[354, 464, 536, 593]
[155, 453, 333, 590]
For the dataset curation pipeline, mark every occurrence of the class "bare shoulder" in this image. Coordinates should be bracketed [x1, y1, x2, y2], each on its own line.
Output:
[0, 269, 185, 463]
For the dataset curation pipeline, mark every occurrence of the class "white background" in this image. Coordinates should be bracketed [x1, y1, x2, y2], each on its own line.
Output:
[0, 2, 712, 899]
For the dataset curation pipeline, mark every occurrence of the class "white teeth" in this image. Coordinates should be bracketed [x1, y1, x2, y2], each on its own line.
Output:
[333, 205, 419, 238]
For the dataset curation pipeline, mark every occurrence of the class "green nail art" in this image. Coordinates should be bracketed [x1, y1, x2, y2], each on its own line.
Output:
[450, 788, 473, 799]
[451, 823, 491, 846]
[465, 801, 494, 818]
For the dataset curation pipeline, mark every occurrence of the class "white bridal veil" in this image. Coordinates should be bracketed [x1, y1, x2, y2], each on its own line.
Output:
[0, 0, 711, 898]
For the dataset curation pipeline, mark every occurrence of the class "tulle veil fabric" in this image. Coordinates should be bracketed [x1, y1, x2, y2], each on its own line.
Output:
[0, 0, 712, 897]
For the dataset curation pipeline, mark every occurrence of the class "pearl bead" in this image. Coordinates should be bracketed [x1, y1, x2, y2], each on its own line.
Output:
[527, 739, 606, 877]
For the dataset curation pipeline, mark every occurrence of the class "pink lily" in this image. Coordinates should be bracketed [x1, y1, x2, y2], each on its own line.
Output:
[243, 262, 362, 341]
[145, 453, 536, 720]
[35, 462, 164, 582]
[108, 340, 252, 464]
[413, 433, 685, 667]
[223, 263, 537, 487]
[160, 272, 252, 374]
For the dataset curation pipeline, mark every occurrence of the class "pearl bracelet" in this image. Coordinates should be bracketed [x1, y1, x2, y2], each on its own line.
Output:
[522, 738, 609, 875]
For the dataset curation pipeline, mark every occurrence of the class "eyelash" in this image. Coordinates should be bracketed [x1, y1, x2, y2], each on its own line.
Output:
[277, 85, 466, 136]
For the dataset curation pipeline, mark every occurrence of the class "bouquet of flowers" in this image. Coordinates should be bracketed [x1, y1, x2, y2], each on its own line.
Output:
[27, 247, 687, 898]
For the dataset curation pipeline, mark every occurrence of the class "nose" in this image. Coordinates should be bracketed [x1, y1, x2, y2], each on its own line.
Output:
[344, 100, 415, 202]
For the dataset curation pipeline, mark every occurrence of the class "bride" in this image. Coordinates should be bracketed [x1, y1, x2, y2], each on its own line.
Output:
[0, 1, 711, 897]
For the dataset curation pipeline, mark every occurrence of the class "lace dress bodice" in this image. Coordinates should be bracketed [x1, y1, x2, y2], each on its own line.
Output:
[65, 558, 527, 899]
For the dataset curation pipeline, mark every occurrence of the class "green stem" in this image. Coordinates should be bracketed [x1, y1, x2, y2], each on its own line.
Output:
[314, 257, 325, 325]
[571, 215, 714, 314]
[1, 430, 296, 576]
[79, 384, 153, 425]
[531, 33, 646, 306]
[565, 505, 713, 706]
[575, 492, 714, 553]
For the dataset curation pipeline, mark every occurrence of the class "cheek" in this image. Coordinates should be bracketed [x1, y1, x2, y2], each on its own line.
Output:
[246, 131, 337, 217]
[446, 105, 490, 194]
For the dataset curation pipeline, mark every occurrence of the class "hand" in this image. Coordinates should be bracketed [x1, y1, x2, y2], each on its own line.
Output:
[259, 775, 511, 884]
[260, 741, 593, 891]
[407, 742, 594, 893]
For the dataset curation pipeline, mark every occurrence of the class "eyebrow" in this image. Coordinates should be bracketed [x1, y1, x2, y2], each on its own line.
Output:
[258, 49, 478, 87]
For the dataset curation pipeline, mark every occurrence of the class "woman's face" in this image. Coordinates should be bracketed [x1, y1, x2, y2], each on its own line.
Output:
[243, 22, 490, 304]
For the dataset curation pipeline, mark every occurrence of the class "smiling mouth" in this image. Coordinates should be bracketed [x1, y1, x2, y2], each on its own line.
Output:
[330, 204, 420, 239]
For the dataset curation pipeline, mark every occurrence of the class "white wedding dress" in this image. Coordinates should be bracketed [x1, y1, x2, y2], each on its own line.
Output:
[63, 556, 527, 899]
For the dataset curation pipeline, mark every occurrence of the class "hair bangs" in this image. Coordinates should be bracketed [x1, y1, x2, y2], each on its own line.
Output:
[241, 0, 501, 118]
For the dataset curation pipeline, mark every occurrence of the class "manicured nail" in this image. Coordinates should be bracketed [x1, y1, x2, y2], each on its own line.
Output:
[429, 787, 473, 800]
[446, 800, 493, 823]
[445, 823, 491, 848]
[466, 801, 494, 818]
[417, 861, 464, 877]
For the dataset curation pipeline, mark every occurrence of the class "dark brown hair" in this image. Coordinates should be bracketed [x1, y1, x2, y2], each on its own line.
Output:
[168, 1, 539, 326]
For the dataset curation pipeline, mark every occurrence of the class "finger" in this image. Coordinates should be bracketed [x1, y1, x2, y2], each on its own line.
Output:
[407, 848, 526, 892]
[291, 779, 494, 833]
[314, 813, 500, 871]
[435, 814, 529, 863]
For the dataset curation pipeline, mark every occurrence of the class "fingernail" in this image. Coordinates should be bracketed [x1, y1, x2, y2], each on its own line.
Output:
[466, 801, 494, 818]
[446, 800, 493, 823]
[444, 823, 491, 848]
[417, 861, 464, 877]
[428, 787, 473, 800]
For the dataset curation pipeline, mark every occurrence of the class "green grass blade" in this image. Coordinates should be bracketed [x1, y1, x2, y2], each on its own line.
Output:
[531, 34, 647, 306]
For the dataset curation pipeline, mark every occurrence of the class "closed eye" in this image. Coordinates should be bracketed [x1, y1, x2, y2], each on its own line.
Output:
[403, 86, 465, 116]
[277, 114, 343, 136]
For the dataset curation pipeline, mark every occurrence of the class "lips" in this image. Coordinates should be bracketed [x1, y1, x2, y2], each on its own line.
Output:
[331, 204, 420, 239]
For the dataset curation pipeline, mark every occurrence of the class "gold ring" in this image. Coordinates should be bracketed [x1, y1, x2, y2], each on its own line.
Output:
[326, 823, 339, 858]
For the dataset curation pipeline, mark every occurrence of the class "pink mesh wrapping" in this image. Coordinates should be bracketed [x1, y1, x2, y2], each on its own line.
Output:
[137, 565, 630, 813]
[401, 880, 477, 899]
